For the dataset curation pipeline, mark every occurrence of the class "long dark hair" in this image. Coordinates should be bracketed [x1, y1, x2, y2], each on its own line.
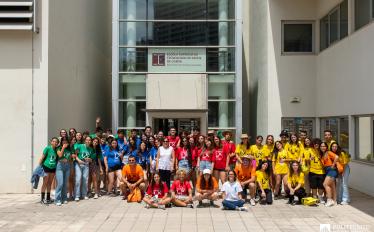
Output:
[256, 160, 271, 176]
[329, 142, 342, 156]
[289, 133, 299, 147]
[92, 137, 102, 156]
[128, 137, 137, 151]
[200, 174, 214, 190]
[273, 141, 283, 160]
[180, 136, 192, 167]
[240, 138, 250, 149]
[149, 173, 166, 196]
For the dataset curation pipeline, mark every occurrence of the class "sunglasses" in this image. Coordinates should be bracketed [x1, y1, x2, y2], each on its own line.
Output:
[129, 159, 135, 163]
[163, 140, 169, 143]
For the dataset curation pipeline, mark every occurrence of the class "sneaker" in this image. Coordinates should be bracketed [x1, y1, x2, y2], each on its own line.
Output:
[158, 205, 166, 210]
[75, 197, 80, 202]
[40, 199, 49, 205]
[84, 196, 89, 200]
[56, 202, 62, 206]
[145, 204, 150, 209]
[93, 194, 98, 199]
[340, 201, 349, 205]
[319, 196, 325, 204]
[63, 200, 68, 204]
[210, 200, 218, 208]
[197, 201, 203, 208]
[239, 206, 248, 212]
[187, 203, 194, 209]
[325, 199, 334, 207]
[45, 199, 52, 204]
[250, 199, 256, 206]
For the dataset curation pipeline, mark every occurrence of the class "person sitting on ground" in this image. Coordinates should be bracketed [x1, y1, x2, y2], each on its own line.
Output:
[120, 155, 146, 202]
[234, 155, 257, 206]
[256, 160, 273, 205]
[221, 170, 247, 211]
[195, 169, 219, 207]
[286, 161, 306, 205]
[143, 173, 171, 209]
[170, 170, 193, 208]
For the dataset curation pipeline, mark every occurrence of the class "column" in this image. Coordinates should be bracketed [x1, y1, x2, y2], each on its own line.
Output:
[218, 0, 229, 128]
[127, 0, 136, 72]
[126, 83, 137, 127]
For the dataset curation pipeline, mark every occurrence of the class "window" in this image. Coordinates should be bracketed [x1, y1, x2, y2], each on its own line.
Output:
[282, 118, 315, 138]
[355, 116, 374, 162]
[282, 21, 314, 54]
[319, 0, 348, 51]
[320, 117, 349, 150]
[355, 0, 372, 30]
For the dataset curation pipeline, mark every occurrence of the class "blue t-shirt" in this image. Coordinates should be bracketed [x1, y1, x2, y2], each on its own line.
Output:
[100, 144, 108, 162]
[149, 146, 158, 164]
[105, 149, 122, 168]
[135, 150, 149, 167]
[123, 148, 137, 165]
[117, 138, 126, 152]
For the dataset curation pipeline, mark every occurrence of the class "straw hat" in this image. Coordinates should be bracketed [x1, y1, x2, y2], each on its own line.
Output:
[240, 133, 249, 139]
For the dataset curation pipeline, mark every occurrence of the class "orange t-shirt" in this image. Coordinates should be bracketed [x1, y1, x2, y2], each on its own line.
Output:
[122, 164, 144, 183]
[321, 151, 337, 167]
[235, 164, 256, 182]
[196, 176, 218, 191]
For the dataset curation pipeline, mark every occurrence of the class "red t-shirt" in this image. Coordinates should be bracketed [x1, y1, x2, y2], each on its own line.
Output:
[167, 136, 180, 149]
[200, 149, 213, 162]
[176, 147, 189, 161]
[212, 147, 227, 170]
[170, 180, 191, 196]
[222, 140, 236, 164]
[146, 182, 168, 198]
[190, 146, 198, 167]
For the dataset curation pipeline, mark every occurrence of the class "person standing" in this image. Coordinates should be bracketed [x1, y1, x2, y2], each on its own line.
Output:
[156, 138, 175, 188]
[55, 137, 73, 206]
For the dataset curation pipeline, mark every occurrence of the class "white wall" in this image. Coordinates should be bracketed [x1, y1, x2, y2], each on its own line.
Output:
[48, 0, 112, 136]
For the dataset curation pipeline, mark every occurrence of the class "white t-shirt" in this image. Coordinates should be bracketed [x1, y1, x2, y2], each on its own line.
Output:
[221, 181, 243, 201]
[158, 146, 173, 170]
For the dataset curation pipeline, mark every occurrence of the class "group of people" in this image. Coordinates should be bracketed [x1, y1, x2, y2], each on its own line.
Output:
[35, 118, 351, 210]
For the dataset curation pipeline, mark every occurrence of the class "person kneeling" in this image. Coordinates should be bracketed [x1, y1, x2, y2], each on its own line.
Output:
[170, 170, 193, 208]
[235, 155, 257, 206]
[286, 161, 306, 205]
[221, 170, 247, 211]
[256, 160, 273, 205]
[143, 173, 171, 209]
[121, 155, 146, 202]
[195, 169, 219, 207]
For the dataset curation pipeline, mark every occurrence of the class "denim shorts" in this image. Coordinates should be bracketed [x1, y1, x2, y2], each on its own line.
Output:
[325, 167, 338, 179]
[178, 159, 191, 174]
[199, 160, 212, 172]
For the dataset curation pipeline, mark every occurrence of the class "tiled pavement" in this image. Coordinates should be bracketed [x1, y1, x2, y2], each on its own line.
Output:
[0, 189, 373, 232]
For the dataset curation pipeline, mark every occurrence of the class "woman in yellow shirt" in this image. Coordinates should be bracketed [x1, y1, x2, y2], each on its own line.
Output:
[309, 138, 325, 203]
[300, 137, 313, 196]
[272, 141, 290, 199]
[262, 135, 274, 161]
[250, 135, 264, 167]
[235, 134, 252, 164]
[256, 160, 272, 204]
[286, 161, 306, 205]
[287, 133, 301, 162]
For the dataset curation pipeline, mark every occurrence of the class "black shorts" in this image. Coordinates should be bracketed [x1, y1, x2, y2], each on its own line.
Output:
[108, 164, 122, 173]
[42, 165, 56, 173]
[309, 172, 325, 189]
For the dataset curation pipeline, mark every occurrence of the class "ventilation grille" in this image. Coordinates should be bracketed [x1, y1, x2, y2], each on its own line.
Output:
[0, 1, 33, 30]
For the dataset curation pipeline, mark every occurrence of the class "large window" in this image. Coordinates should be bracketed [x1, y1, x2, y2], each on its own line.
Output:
[282, 118, 315, 138]
[355, 116, 374, 162]
[321, 117, 349, 150]
[319, 0, 348, 51]
[355, 0, 373, 31]
[282, 21, 314, 54]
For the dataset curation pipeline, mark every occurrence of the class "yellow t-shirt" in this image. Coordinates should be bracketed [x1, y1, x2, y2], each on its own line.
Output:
[262, 144, 274, 160]
[250, 145, 263, 165]
[235, 144, 251, 158]
[287, 172, 305, 188]
[298, 140, 305, 151]
[309, 149, 325, 175]
[287, 143, 301, 161]
[339, 151, 351, 165]
[301, 147, 313, 164]
[256, 170, 270, 190]
[272, 150, 289, 175]
[326, 140, 336, 150]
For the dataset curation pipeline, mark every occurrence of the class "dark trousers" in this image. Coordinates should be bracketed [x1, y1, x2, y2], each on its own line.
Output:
[159, 169, 171, 188]
[222, 199, 245, 210]
[286, 188, 306, 203]
[257, 189, 273, 204]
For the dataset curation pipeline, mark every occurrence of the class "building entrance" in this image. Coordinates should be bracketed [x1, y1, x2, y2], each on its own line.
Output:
[153, 118, 200, 135]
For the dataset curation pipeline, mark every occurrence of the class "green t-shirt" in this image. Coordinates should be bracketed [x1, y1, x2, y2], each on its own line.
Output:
[42, 145, 57, 169]
[89, 133, 97, 139]
[57, 146, 72, 161]
[75, 144, 95, 160]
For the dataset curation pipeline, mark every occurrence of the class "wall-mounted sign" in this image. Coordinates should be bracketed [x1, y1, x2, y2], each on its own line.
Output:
[148, 48, 206, 72]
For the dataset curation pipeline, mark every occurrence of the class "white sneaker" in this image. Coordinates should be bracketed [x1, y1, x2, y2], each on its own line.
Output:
[75, 197, 80, 202]
[325, 199, 334, 207]
[340, 201, 349, 205]
[319, 196, 325, 204]
[94, 194, 98, 199]
[250, 199, 256, 206]
[158, 205, 166, 210]
[84, 196, 89, 200]
[239, 206, 248, 212]
[63, 200, 68, 204]
[56, 202, 62, 206]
